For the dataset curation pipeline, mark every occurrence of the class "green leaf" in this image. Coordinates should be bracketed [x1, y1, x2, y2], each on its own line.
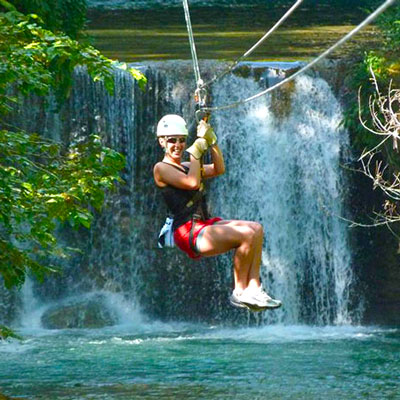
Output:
[0, 325, 22, 341]
[74, 211, 93, 228]
[129, 67, 147, 91]
[21, 182, 33, 192]
[0, 0, 16, 12]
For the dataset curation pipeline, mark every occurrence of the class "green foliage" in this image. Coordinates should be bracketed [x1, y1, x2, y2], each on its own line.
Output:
[0, 11, 147, 113]
[0, 324, 22, 340]
[342, 4, 400, 152]
[342, 3, 400, 230]
[0, 131, 126, 289]
[0, 9, 146, 290]
[2, 0, 87, 39]
[343, 52, 389, 151]
[0, 0, 15, 11]
[375, 2, 400, 52]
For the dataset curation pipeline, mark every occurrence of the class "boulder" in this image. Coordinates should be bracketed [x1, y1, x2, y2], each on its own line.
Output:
[41, 295, 118, 329]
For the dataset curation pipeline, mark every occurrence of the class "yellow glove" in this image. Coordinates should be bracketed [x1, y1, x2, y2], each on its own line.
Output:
[197, 120, 217, 146]
[186, 138, 208, 160]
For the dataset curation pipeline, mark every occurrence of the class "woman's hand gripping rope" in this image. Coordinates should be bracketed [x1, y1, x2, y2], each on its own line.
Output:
[197, 120, 217, 147]
[186, 120, 218, 159]
[186, 138, 208, 160]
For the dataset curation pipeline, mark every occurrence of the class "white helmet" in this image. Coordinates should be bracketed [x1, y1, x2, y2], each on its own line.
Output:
[156, 114, 188, 137]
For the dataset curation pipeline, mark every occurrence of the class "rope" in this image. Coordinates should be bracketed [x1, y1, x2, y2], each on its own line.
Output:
[182, 0, 202, 87]
[202, 0, 305, 89]
[201, 0, 397, 113]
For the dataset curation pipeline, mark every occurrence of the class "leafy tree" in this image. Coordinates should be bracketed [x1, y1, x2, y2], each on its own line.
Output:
[0, 131, 126, 289]
[2, 0, 87, 39]
[0, 6, 146, 292]
[0, 11, 146, 113]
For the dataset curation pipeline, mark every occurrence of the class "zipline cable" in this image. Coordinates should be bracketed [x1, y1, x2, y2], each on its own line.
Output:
[201, 0, 397, 113]
[182, 0, 202, 87]
[202, 0, 305, 89]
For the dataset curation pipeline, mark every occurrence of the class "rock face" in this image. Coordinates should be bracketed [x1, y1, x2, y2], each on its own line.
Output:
[326, 58, 400, 326]
[41, 295, 118, 329]
[348, 170, 400, 326]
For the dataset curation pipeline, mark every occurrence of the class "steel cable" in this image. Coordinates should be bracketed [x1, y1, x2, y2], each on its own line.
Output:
[201, 0, 305, 89]
[201, 0, 397, 113]
[182, 0, 202, 86]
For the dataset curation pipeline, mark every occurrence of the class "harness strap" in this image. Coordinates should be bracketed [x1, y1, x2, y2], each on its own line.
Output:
[161, 162, 205, 209]
[185, 182, 204, 208]
[189, 213, 202, 255]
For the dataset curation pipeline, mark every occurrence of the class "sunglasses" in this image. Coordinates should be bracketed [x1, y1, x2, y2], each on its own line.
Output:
[166, 137, 186, 144]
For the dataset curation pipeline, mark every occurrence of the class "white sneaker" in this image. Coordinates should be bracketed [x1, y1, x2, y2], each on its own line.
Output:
[229, 290, 265, 312]
[240, 285, 282, 309]
[229, 290, 248, 309]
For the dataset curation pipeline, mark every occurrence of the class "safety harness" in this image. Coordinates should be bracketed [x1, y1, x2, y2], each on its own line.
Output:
[187, 181, 209, 255]
[157, 171, 207, 250]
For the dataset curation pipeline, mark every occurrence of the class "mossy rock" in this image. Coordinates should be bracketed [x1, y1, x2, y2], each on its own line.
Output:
[270, 79, 296, 120]
[41, 295, 118, 329]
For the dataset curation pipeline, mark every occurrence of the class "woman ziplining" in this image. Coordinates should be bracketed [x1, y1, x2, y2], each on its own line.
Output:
[152, 0, 396, 312]
[153, 115, 282, 311]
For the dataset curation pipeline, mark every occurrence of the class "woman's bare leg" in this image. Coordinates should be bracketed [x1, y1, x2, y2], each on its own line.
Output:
[246, 222, 263, 290]
[212, 220, 264, 291]
[197, 220, 282, 310]
[196, 221, 260, 292]
[232, 230, 257, 292]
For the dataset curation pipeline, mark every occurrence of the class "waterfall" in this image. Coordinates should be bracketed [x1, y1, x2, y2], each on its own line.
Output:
[209, 68, 357, 325]
[0, 61, 361, 327]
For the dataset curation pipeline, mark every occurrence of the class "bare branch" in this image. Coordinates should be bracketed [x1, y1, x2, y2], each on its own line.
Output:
[355, 71, 400, 227]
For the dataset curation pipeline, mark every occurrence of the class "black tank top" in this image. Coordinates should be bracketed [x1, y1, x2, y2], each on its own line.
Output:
[158, 163, 208, 230]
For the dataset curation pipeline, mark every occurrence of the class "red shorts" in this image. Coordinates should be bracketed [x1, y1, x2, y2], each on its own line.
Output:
[173, 217, 223, 259]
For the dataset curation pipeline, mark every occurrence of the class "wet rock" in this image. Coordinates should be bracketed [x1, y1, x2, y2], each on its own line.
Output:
[0, 392, 15, 400]
[41, 295, 118, 329]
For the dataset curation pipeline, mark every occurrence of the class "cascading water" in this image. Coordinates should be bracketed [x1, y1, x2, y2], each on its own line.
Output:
[208, 67, 358, 325]
[1, 61, 361, 328]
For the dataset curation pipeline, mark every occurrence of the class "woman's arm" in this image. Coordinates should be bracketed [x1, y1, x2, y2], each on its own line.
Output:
[203, 144, 225, 179]
[154, 156, 202, 190]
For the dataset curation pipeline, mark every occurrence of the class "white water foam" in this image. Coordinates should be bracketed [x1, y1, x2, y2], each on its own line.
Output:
[18, 278, 46, 330]
[2, 323, 396, 353]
